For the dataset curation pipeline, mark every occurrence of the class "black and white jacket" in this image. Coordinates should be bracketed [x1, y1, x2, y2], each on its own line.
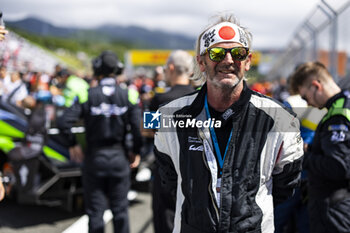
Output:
[154, 82, 303, 233]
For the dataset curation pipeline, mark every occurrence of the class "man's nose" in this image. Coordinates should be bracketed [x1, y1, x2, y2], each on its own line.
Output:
[222, 50, 234, 64]
[222, 51, 241, 67]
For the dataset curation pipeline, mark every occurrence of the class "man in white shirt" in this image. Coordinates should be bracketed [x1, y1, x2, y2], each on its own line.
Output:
[2, 71, 28, 106]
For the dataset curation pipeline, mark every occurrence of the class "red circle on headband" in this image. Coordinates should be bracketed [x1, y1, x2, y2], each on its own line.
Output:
[219, 26, 236, 40]
[218, 26, 235, 40]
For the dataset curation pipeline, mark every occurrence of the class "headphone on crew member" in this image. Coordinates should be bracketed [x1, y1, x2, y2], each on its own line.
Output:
[92, 51, 124, 76]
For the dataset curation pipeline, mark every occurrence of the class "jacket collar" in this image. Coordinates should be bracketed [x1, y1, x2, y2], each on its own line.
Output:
[324, 90, 345, 110]
[185, 80, 252, 121]
[100, 77, 116, 86]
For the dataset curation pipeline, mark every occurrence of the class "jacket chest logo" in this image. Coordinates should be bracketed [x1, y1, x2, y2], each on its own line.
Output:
[188, 136, 203, 151]
[189, 144, 204, 151]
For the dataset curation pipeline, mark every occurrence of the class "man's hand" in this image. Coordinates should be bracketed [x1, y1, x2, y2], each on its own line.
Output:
[69, 145, 84, 163]
[0, 26, 8, 42]
[0, 179, 5, 201]
[129, 153, 141, 169]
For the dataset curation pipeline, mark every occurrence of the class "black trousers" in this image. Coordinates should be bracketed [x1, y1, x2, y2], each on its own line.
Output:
[83, 171, 130, 233]
[152, 164, 176, 233]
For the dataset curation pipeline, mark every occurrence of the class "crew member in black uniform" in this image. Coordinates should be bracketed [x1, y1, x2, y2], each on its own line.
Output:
[290, 61, 350, 233]
[57, 51, 142, 233]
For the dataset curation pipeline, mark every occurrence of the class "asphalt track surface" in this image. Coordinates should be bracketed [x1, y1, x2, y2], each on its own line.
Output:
[0, 190, 153, 233]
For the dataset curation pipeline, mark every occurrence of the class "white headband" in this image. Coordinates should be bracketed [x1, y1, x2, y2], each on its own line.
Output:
[200, 22, 249, 55]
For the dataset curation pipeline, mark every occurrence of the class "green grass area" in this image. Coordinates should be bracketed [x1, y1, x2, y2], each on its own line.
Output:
[55, 52, 87, 71]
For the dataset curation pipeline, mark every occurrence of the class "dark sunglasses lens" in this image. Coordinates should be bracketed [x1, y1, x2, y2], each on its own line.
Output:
[209, 47, 226, 62]
[231, 47, 248, 61]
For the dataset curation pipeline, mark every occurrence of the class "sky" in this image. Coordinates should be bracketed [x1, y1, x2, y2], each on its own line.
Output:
[1, 0, 324, 49]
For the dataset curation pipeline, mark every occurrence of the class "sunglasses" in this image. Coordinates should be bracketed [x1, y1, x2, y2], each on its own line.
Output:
[206, 47, 249, 62]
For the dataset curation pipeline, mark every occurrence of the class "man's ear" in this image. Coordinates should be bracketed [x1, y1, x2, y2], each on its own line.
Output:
[244, 53, 252, 71]
[168, 63, 175, 72]
[311, 79, 322, 91]
[197, 55, 206, 72]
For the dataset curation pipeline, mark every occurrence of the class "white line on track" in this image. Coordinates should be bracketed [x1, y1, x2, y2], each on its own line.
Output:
[62, 209, 113, 233]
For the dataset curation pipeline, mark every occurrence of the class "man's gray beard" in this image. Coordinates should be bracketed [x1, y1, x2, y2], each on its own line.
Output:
[204, 71, 242, 90]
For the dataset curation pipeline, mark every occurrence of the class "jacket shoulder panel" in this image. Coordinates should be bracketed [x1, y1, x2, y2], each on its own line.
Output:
[158, 92, 199, 116]
[250, 93, 299, 132]
[154, 92, 199, 161]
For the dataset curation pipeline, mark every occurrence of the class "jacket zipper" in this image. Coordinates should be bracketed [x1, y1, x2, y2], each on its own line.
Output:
[201, 150, 220, 222]
[218, 123, 237, 230]
[198, 129, 220, 223]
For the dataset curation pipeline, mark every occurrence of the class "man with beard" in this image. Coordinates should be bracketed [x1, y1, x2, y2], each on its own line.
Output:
[153, 14, 304, 233]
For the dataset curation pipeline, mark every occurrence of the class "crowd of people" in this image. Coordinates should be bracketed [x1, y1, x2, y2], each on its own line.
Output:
[1, 13, 350, 233]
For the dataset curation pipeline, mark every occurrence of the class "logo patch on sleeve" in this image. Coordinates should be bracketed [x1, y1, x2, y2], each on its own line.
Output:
[331, 131, 346, 142]
[328, 124, 348, 131]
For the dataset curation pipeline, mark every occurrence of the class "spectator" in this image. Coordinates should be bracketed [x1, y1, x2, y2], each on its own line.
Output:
[150, 50, 195, 112]
[273, 77, 290, 103]
[53, 69, 89, 107]
[152, 65, 167, 94]
[2, 71, 28, 106]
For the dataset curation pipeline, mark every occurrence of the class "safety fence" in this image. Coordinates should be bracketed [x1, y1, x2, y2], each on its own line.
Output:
[268, 0, 350, 85]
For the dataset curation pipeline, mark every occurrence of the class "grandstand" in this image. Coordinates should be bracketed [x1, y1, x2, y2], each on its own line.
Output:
[0, 31, 59, 74]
